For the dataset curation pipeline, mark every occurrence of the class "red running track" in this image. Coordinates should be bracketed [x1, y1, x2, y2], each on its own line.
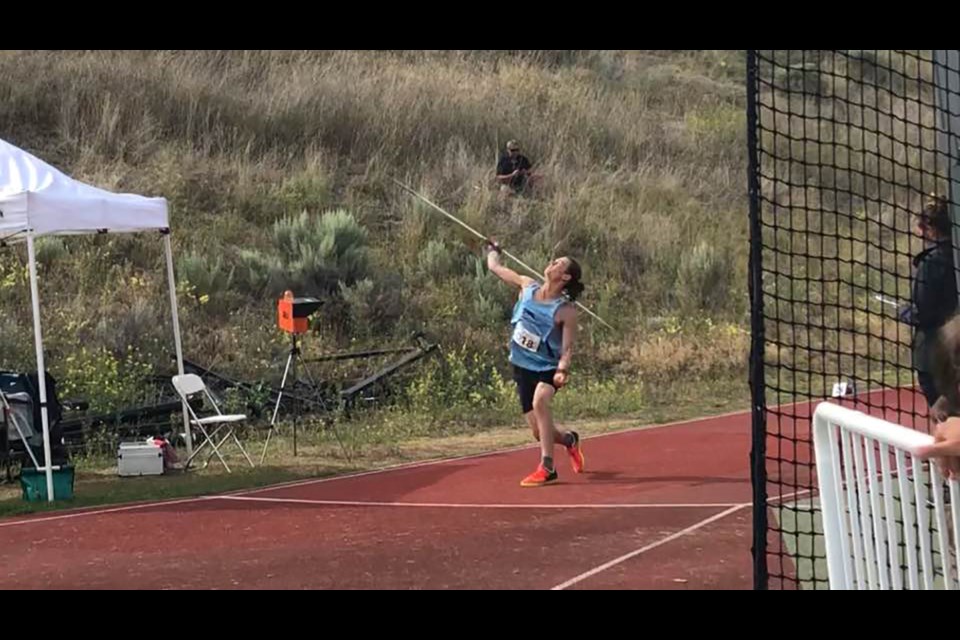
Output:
[0, 389, 931, 590]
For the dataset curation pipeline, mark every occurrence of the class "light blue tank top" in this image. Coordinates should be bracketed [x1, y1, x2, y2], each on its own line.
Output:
[508, 283, 565, 372]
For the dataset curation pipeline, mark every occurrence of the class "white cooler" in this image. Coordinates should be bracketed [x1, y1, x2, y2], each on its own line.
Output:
[117, 442, 164, 477]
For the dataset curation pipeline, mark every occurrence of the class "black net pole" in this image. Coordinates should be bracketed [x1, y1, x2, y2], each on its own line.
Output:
[747, 49, 769, 591]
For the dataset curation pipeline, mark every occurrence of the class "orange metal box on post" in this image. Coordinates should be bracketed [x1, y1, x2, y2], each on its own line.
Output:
[277, 290, 320, 335]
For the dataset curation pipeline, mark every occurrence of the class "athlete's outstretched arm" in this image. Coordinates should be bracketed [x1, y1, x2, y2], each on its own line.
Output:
[486, 242, 535, 290]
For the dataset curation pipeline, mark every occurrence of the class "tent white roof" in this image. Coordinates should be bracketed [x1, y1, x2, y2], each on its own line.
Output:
[0, 137, 168, 239]
[0, 136, 190, 500]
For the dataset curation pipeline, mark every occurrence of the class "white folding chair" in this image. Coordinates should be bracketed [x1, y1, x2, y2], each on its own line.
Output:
[172, 374, 254, 473]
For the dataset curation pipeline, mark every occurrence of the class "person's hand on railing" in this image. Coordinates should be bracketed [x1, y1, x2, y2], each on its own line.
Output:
[916, 417, 960, 479]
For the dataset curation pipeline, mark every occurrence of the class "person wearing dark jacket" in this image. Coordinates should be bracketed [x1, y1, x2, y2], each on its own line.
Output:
[901, 196, 958, 414]
[495, 140, 541, 194]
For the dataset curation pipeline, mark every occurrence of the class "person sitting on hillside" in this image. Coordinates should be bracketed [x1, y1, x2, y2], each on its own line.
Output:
[495, 140, 541, 195]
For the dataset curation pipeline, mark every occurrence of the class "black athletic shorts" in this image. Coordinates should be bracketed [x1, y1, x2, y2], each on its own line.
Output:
[513, 365, 558, 414]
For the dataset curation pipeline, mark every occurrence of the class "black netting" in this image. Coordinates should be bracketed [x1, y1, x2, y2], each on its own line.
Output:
[748, 50, 960, 589]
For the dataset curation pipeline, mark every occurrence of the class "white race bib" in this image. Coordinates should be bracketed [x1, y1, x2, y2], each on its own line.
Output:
[512, 322, 541, 352]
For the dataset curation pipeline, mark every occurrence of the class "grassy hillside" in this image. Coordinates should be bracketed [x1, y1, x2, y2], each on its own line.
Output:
[0, 50, 750, 429]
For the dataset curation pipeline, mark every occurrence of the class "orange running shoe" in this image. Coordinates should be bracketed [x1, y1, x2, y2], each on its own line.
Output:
[566, 431, 585, 474]
[520, 463, 558, 487]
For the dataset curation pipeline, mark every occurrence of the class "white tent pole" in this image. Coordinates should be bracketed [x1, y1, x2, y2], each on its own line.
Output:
[163, 231, 192, 457]
[26, 232, 55, 502]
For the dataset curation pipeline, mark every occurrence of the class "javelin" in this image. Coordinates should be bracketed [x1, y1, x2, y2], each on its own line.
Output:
[392, 178, 616, 331]
[873, 293, 900, 309]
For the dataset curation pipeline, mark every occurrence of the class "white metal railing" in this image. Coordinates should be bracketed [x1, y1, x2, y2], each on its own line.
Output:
[813, 402, 960, 589]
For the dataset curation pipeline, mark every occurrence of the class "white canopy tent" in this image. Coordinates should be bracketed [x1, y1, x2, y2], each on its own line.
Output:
[0, 137, 192, 501]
